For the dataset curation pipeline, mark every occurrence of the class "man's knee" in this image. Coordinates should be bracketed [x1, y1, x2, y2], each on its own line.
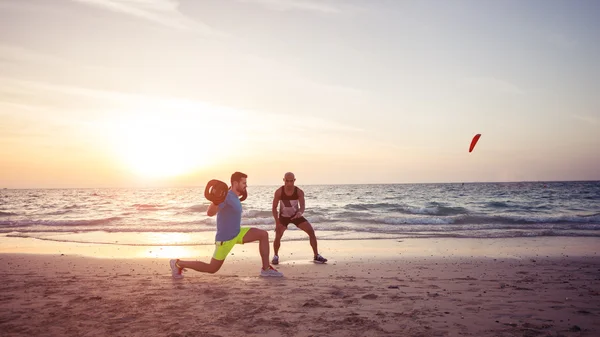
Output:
[208, 259, 224, 273]
[275, 225, 287, 236]
[251, 228, 269, 242]
[299, 222, 315, 234]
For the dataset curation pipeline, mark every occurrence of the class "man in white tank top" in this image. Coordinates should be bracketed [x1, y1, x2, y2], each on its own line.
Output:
[271, 172, 327, 265]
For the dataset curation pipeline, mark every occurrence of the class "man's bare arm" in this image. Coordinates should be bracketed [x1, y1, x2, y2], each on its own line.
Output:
[295, 189, 305, 218]
[207, 202, 220, 217]
[272, 189, 281, 224]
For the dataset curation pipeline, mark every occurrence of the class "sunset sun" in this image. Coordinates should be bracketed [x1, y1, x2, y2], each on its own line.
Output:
[120, 126, 201, 178]
[112, 109, 235, 178]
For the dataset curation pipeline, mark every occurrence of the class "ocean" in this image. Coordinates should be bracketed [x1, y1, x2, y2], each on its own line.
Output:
[1, 181, 599, 247]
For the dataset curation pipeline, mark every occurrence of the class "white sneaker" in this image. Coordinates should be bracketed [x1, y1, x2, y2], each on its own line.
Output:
[271, 255, 279, 265]
[260, 265, 283, 277]
[169, 259, 184, 279]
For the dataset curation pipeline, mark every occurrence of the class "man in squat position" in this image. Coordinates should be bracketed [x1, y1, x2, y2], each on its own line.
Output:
[271, 172, 327, 265]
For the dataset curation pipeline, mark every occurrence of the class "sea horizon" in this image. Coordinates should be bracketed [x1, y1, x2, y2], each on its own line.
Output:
[3, 179, 600, 190]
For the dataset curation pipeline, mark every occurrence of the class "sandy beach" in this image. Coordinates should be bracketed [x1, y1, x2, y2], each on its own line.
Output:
[1, 237, 599, 337]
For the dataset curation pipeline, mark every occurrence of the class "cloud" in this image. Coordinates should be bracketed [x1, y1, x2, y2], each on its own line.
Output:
[310, 81, 366, 97]
[236, 0, 342, 13]
[547, 33, 577, 49]
[69, 0, 224, 35]
[0, 101, 44, 112]
[0, 44, 75, 68]
[0, 77, 362, 132]
[0, 0, 55, 12]
[571, 114, 598, 125]
[460, 77, 524, 96]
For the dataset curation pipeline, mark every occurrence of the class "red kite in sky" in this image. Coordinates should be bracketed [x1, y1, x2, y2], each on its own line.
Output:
[469, 134, 481, 152]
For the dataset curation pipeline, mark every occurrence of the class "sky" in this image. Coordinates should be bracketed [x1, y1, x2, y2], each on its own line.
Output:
[1, 0, 599, 188]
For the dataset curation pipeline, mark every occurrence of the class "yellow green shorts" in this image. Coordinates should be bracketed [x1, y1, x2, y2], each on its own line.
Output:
[212, 227, 250, 261]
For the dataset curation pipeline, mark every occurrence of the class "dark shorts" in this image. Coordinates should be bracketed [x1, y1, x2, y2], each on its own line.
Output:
[279, 216, 308, 228]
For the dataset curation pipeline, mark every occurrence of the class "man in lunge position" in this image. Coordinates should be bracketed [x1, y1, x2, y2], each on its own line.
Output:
[170, 172, 283, 278]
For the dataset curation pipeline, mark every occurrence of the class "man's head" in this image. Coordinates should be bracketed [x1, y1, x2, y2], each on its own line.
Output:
[283, 172, 296, 187]
[231, 171, 247, 195]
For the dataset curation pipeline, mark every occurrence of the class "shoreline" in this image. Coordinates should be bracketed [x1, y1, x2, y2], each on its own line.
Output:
[1, 235, 599, 260]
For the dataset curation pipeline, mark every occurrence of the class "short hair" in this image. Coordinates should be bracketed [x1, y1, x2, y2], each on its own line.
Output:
[231, 171, 248, 185]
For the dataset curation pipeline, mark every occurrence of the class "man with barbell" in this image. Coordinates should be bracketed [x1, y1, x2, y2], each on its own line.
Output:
[169, 171, 283, 278]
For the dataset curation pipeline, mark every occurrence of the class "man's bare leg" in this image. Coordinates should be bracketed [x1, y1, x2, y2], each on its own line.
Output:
[177, 258, 224, 274]
[297, 221, 318, 256]
[242, 228, 270, 270]
[273, 224, 287, 257]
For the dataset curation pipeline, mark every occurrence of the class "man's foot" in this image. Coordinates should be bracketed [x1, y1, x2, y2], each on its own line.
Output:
[314, 254, 327, 264]
[271, 255, 279, 265]
[260, 265, 283, 277]
[169, 259, 184, 279]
